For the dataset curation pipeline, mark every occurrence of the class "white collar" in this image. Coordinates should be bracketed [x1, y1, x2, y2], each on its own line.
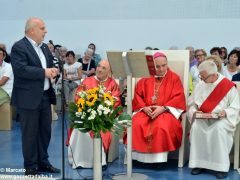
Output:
[26, 36, 43, 48]
[94, 75, 108, 83]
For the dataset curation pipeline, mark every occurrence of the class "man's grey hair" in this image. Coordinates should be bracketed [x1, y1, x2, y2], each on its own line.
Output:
[198, 60, 218, 75]
[59, 46, 67, 51]
[25, 17, 42, 33]
[84, 48, 94, 55]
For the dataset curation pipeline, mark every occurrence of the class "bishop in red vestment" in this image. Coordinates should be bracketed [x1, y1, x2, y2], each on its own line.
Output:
[124, 52, 186, 163]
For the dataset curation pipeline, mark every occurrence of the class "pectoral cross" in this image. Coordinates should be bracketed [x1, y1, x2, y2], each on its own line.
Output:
[151, 95, 157, 102]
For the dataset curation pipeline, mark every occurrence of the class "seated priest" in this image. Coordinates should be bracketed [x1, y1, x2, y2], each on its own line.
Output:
[124, 52, 186, 163]
[188, 60, 240, 179]
[68, 59, 121, 168]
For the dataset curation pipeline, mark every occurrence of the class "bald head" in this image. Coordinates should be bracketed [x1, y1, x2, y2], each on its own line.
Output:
[96, 59, 111, 81]
[25, 17, 47, 44]
[25, 18, 43, 33]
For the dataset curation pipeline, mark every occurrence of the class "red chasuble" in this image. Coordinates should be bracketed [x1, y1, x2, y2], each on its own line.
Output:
[124, 69, 186, 153]
[199, 78, 235, 113]
[68, 76, 121, 152]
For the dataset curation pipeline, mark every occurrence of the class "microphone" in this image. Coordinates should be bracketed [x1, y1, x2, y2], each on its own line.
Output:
[49, 40, 54, 45]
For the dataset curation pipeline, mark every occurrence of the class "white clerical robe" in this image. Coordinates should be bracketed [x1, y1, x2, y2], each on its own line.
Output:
[68, 129, 106, 168]
[188, 74, 240, 172]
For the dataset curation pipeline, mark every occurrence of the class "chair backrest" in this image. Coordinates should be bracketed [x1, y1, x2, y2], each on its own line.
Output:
[233, 81, 240, 125]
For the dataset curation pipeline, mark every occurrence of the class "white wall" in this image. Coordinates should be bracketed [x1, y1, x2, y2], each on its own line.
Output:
[1, 0, 240, 57]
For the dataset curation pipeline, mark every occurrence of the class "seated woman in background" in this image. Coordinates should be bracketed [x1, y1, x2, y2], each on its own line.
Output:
[220, 46, 228, 66]
[190, 49, 207, 88]
[78, 48, 96, 79]
[0, 47, 13, 101]
[206, 55, 223, 74]
[222, 49, 240, 80]
[88, 43, 101, 66]
[63, 51, 82, 104]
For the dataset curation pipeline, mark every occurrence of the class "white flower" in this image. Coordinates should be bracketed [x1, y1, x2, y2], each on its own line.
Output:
[91, 110, 97, 116]
[88, 110, 97, 120]
[81, 112, 86, 119]
[105, 100, 112, 106]
[97, 110, 102, 116]
[75, 120, 83, 124]
[98, 105, 104, 110]
[99, 89, 104, 95]
[103, 107, 110, 115]
[75, 112, 82, 117]
[88, 114, 96, 120]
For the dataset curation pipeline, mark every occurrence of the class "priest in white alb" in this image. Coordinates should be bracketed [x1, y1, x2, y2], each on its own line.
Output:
[188, 60, 240, 179]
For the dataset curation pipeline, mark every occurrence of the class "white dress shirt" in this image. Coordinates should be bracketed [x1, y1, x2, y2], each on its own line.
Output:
[26, 36, 49, 90]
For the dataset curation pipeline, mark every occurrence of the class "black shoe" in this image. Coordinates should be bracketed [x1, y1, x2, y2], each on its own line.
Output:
[102, 165, 108, 171]
[191, 168, 204, 175]
[38, 165, 61, 173]
[216, 171, 228, 179]
[25, 168, 38, 176]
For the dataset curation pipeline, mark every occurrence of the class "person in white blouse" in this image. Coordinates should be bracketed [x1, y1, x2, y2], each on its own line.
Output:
[0, 47, 13, 97]
[190, 49, 207, 88]
[63, 50, 82, 104]
[222, 49, 240, 80]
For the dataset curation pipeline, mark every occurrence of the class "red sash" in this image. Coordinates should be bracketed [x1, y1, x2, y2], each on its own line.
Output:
[199, 78, 235, 113]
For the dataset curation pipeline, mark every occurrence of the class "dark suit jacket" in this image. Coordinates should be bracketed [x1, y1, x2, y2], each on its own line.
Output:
[232, 73, 240, 81]
[10, 37, 56, 110]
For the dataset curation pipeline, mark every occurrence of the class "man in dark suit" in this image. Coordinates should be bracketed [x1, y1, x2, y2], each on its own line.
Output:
[10, 17, 60, 176]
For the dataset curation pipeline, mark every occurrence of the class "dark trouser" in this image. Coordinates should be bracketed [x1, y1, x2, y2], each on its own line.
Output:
[19, 92, 52, 169]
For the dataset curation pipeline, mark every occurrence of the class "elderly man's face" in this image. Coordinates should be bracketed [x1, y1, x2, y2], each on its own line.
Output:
[199, 71, 215, 83]
[154, 57, 168, 76]
[31, 20, 47, 44]
[96, 61, 110, 80]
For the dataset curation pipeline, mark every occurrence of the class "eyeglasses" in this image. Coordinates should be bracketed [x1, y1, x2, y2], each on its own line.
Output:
[198, 74, 213, 82]
[195, 54, 204, 58]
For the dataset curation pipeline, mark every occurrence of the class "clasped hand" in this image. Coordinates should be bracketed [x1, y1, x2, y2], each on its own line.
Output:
[45, 68, 58, 79]
[143, 106, 165, 119]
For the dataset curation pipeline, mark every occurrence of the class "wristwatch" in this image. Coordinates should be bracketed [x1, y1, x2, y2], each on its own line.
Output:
[163, 106, 169, 112]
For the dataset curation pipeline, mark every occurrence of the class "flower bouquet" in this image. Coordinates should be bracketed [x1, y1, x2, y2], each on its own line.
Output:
[68, 84, 131, 137]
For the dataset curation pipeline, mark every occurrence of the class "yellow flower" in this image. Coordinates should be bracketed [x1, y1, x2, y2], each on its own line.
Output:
[86, 94, 98, 107]
[77, 98, 85, 112]
[86, 87, 99, 95]
[104, 93, 114, 105]
[92, 87, 99, 94]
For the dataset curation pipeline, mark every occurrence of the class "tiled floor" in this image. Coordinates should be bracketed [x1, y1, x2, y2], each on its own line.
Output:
[0, 115, 239, 180]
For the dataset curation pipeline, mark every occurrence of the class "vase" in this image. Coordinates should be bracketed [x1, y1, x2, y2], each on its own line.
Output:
[93, 133, 102, 180]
